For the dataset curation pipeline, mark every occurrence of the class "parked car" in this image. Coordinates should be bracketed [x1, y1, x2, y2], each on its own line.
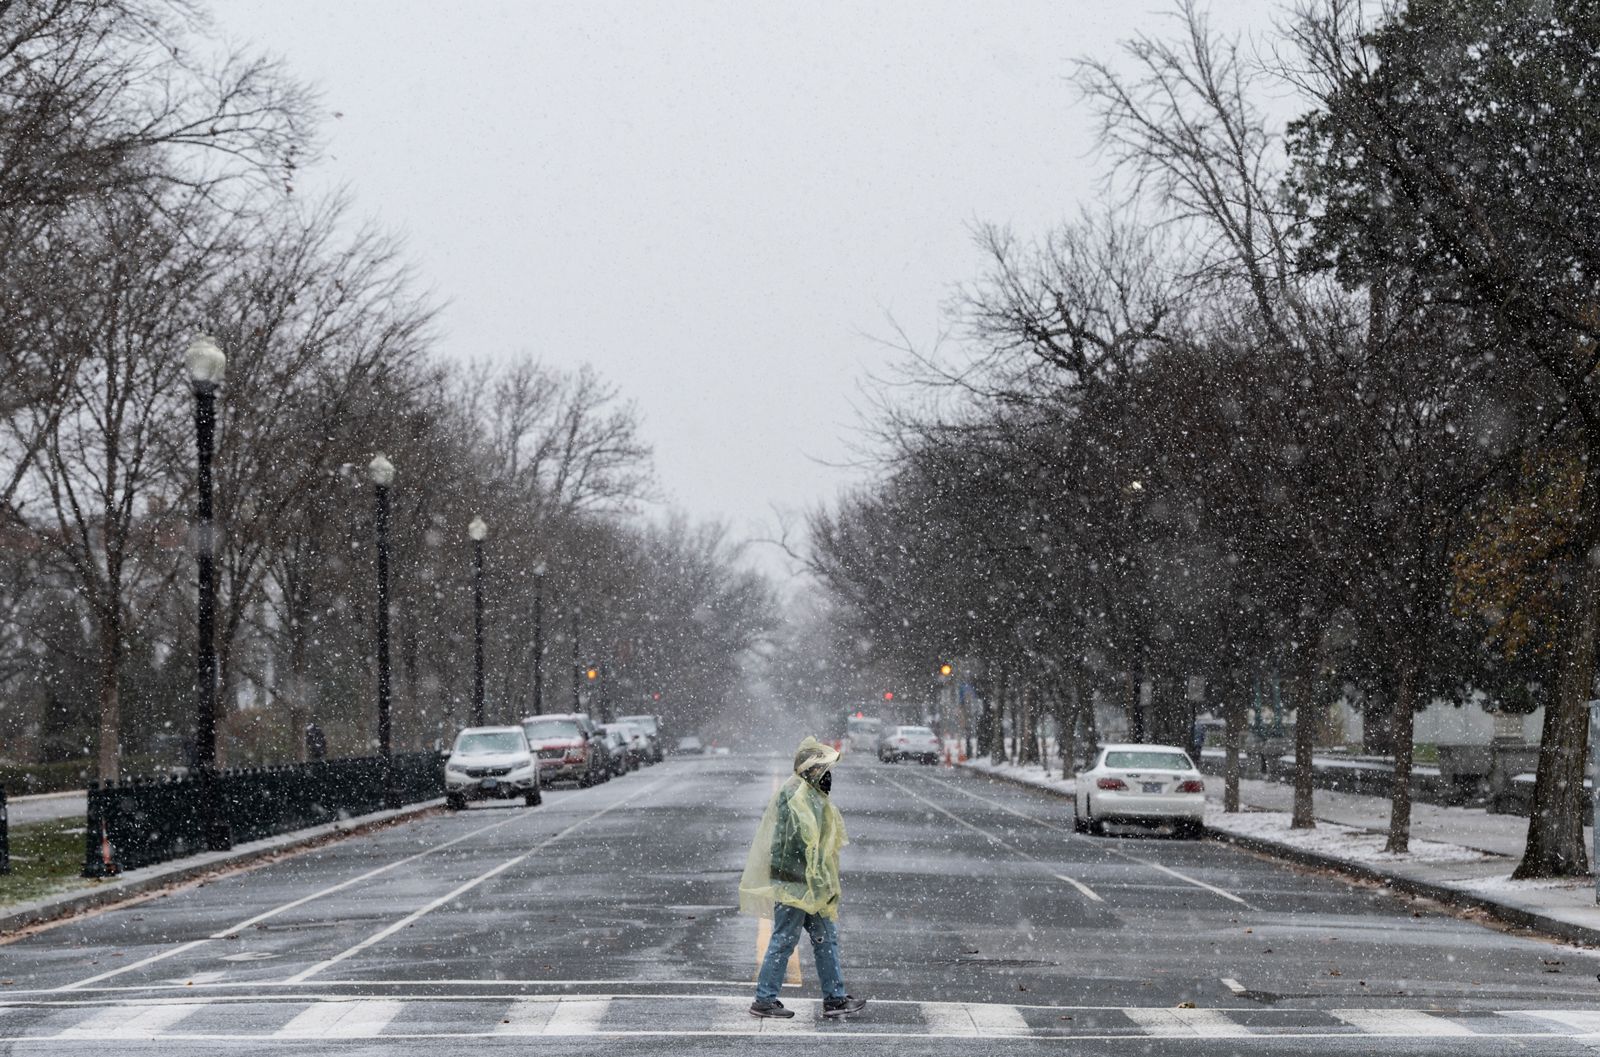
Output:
[617, 714, 666, 762]
[521, 713, 602, 787]
[597, 724, 637, 774]
[445, 726, 541, 809]
[878, 725, 941, 764]
[1074, 743, 1206, 838]
[676, 735, 704, 755]
[608, 721, 652, 769]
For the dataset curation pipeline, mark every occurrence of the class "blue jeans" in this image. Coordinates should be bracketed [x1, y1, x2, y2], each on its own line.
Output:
[754, 903, 846, 1002]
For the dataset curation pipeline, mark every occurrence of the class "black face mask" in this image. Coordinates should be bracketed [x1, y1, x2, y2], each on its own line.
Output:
[817, 770, 833, 796]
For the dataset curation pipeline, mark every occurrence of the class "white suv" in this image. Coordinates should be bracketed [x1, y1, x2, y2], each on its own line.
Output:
[445, 726, 541, 809]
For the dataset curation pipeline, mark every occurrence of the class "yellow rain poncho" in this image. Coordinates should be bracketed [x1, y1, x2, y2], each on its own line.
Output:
[738, 736, 848, 921]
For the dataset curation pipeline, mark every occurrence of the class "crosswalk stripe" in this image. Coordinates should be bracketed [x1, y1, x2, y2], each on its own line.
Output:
[1123, 1007, 1252, 1037]
[757, 998, 818, 1032]
[55, 1002, 207, 1038]
[494, 998, 559, 1034]
[274, 999, 403, 1038]
[968, 1003, 1030, 1034]
[1519, 1010, 1600, 1035]
[1331, 1009, 1477, 1036]
[542, 998, 611, 1035]
[919, 1002, 979, 1036]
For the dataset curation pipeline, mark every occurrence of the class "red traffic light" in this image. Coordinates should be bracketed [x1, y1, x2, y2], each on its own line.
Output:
[883, 691, 894, 701]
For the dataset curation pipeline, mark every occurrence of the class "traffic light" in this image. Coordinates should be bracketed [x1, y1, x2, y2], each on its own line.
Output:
[939, 663, 953, 677]
[586, 668, 599, 681]
[883, 691, 894, 701]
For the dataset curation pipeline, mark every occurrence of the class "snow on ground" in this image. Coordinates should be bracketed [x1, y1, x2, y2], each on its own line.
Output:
[1457, 873, 1596, 895]
[1206, 808, 1499, 865]
[960, 756, 1076, 797]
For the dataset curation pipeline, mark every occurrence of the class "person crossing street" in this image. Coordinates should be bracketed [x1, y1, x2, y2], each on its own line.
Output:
[739, 736, 867, 1019]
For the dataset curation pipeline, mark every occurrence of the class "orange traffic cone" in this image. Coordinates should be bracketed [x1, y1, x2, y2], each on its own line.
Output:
[100, 820, 118, 875]
[943, 744, 953, 767]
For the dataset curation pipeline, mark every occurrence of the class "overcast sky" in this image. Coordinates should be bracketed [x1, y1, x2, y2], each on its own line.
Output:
[219, 1, 1282, 572]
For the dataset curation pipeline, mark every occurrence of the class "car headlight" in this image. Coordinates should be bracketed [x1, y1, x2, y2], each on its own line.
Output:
[446, 763, 467, 774]
[510, 761, 535, 775]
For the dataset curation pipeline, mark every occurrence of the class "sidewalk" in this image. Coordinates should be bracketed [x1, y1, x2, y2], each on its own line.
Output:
[6, 789, 87, 826]
[958, 754, 1600, 946]
[0, 798, 443, 936]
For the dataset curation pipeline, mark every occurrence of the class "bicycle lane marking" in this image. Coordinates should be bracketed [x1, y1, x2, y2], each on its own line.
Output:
[55, 803, 546, 992]
[283, 774, 675, 984]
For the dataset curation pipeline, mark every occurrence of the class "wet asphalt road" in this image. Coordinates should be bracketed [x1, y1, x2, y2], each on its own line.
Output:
[3, 751, 1600, 1054]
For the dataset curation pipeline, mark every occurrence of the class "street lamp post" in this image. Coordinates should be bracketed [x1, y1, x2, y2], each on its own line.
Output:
[469, 517, 487, 726]
[186, 336, 230, 851]
[531, 562, 547, 715]
[370, 455, 398, 809]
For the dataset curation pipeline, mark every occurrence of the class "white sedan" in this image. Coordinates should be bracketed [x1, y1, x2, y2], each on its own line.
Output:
[1074, 743, 1205, 838]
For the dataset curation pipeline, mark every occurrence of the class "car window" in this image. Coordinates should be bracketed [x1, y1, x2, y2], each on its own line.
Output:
[523, 719, 580, 740]
[1104, 751, 1193, 770]
[904, 726, 934, 736]
[454, 732, 524, 754]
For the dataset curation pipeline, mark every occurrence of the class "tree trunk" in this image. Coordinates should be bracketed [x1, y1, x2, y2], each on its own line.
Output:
[1224, 670, 1243, 814]
[1514, 550, 1599, 879]
[1385, 655, 1418, 854]
[1061, 672, 1081, 777]
[1126, 668, 1145, 742]
[991, 669, 1009, 765]
[95, 606, 122, 782]
[1291, 653, 1318, 830]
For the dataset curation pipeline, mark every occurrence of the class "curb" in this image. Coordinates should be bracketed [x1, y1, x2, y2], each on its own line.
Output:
[958, 761, 1600, 947]
[1205, 827, 1600, 947]
[0, 798, 443, 937]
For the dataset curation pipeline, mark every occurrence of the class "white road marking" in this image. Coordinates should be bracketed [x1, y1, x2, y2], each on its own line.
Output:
[54, 1001, 207, 1038]
[918, 1002, 980, 1036]
[1125, 857, 1256, 909]
[1053, 874, 1103, 901]
[274, 999, 403, 1037]
[890, 769, 1258, 909]
[493, 998, 558, 1034]
[1221, 977, 1246, 994]
[1518, 1009, 1600, 1035]
[10, 996, 1600, 1043]
[541, 998, 611, 1035]
[1331, 1009, 1477, 1036]
[284, 775, 673, 983]
[1123, 1007, 1252, 1037]
[967, 1002, 1031, 1034]
[55, 808, 531, 991]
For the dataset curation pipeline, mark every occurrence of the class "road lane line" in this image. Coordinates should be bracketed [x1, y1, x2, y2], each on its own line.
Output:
[274, 999, 403, 1037]
[1126, 858, 1255, 908]
[1221, 977, 1246, 994]
[56, 808, 532, 992]
[1331, 1009, 1477, 1036]
[284, 775, 673, 983]
[912, 769, 1259, 910]
[55, 1001, 208, 1038]
[542, 998, 611, 1034]
[1053, 874, 1103, 901]
[1123, 1007, 1252, 1037]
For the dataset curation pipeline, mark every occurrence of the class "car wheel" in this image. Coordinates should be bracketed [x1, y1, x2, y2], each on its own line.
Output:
[525, 790, 541, 808]
[1072, 809, 1087, 834]
[1178, 819, 1203, 840]
[446, 793, 466, 811]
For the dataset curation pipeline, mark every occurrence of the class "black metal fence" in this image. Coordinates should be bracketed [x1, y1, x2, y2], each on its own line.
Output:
[82, 752, 444, 878]
[1, 786, 9, 875]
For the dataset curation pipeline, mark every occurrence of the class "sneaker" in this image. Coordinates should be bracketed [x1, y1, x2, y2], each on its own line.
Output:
[822, 995, 867, 1018]
[749, 1000, 795, 1019]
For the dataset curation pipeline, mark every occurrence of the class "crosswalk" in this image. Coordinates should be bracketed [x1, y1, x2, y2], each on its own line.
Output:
[3, 996, 1600, 1043]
